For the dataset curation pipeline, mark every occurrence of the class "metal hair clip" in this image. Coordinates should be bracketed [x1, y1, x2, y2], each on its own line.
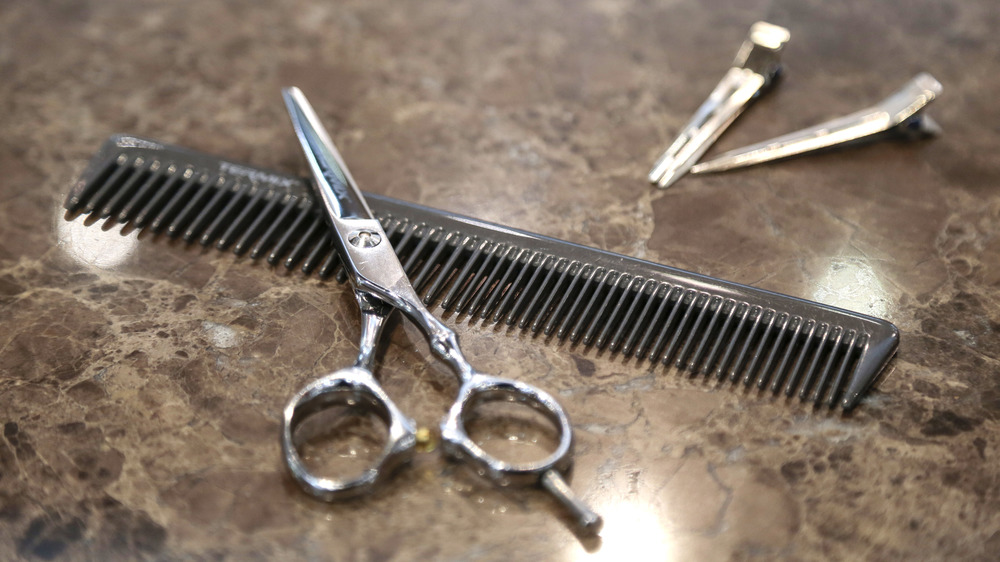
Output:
[690, 73, 943, 174]
[648, 21, 790, 189]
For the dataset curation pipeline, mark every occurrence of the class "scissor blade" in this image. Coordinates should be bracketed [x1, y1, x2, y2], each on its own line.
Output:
[282, 86, 374, 221]
[283, 86, 429, 318]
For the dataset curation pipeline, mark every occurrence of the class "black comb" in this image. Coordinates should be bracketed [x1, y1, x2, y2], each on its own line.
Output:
[65, 135, 899, 410]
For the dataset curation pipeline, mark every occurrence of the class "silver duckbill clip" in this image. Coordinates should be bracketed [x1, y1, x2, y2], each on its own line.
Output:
[648, 22, 791, 189]
[690, 73, 943, 174]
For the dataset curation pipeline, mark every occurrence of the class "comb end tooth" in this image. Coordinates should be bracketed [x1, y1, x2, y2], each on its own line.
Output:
[65, 180, 96, 212]
[64, 195, 83, 213]
[840, 326, 899, 410]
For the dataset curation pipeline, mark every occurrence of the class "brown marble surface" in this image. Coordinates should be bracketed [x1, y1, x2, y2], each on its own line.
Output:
[2, 0, 999, 560]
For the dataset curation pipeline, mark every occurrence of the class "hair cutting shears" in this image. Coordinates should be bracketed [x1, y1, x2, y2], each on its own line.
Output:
[279, 87, 601, 533]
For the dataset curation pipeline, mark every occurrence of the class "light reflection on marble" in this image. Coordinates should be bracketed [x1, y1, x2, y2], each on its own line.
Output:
[56, 212, 138, 270]
[590, 501, 672, 561]
[812, 258, 890, 318]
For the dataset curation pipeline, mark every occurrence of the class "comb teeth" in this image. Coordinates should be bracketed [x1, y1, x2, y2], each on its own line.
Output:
[64, 135, 901, 410]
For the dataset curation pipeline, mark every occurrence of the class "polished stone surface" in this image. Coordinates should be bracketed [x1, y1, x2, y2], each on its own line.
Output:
[2, 0, 999, 560]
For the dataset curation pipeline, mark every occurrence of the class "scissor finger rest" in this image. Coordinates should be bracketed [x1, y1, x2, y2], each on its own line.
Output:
[282, 367, 418, 501]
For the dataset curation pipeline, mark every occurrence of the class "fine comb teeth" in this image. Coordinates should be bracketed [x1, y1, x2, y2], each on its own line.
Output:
[65, 135, 900, 410]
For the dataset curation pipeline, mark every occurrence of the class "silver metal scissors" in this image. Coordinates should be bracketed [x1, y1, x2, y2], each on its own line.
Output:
[279, 87, 602, 533]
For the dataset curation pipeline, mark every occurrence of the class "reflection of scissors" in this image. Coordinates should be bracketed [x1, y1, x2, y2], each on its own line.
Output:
[279, 87, 602, 533]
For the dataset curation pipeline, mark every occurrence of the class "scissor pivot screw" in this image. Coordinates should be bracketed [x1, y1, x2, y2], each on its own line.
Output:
[349, 230, 382, 248]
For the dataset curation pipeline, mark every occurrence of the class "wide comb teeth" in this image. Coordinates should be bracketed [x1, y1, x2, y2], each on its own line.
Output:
[64, 135, 900, 410]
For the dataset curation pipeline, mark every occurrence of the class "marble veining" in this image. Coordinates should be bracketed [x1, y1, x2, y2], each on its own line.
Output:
[1, 0, 998, 560]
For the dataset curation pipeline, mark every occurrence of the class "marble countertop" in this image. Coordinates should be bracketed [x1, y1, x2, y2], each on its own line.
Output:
[2, 0, 998, 559]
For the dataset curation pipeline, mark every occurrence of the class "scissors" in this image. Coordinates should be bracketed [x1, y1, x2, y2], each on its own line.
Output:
[279, 87, 602, 533]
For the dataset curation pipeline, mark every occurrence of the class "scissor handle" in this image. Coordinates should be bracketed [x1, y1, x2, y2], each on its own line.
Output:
[439, 373, 602, 532]
[281, 366, 418, 501]
[440, 374, 573, 485]
[395, 308, 576, 483]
